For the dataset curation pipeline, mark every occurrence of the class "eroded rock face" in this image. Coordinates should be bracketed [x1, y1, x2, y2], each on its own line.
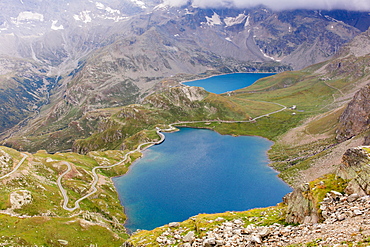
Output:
[336, 84, 370, 142]
[337, 147, 370, 195]
[283, 183, 319, 224]
[0, 149, 12, 176]
[143, 86, 208, 109]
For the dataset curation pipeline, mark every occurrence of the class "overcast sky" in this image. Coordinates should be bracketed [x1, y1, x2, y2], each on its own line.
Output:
[163, 0, 370, 11]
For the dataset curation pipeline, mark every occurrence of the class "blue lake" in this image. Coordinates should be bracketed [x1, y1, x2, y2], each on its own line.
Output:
[183, 73, 275, 94]
[113, 128, 292, 232]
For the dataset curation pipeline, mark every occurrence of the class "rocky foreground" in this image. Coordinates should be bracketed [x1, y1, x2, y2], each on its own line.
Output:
[150, 192, 370, 246]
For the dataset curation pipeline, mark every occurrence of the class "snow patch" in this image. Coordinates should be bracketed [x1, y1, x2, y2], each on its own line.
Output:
[51, 20, 64, 30]
[12, 11, 44, 25]
[74, 11, 92, 23]
[206, 12, 222, 26]
[96, 2, 105, 9]
[184, 8, 195, 15]
[324, 15, 339, 23]
[224, 14, 247, 27]
[0, 21, 9, 32]
[103, 16, 127, 22]
[105, 6, 121, 14]
[96, 2, 121, 14]
[154, 3, 168, 10]
[130, 0, 146, 9]
[244, 15, 250, 26]
[259, 49, 281, 62]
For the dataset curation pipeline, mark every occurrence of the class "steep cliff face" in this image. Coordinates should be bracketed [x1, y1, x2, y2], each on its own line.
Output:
[283, 183, 319, 224]
[336, 84, 370, 142]
[337, 147, 370, 195]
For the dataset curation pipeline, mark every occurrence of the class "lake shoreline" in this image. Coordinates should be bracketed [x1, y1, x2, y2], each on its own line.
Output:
[179, 72, 276, 88]
[112, 124, 292, 234]
[181, 72, 276, 94]
[114, 127, 292, 232]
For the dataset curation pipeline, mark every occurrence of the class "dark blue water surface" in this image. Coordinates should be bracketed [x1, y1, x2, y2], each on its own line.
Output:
[183, 73, 275, 94]
[113, 128, 292, 232]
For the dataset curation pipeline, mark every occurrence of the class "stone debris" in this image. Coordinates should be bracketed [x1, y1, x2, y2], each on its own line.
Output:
[9, 190, 32, 209]
[0, 150, 12, 175]
[152, 192, 370, 246]
[320, 191, 370, 224]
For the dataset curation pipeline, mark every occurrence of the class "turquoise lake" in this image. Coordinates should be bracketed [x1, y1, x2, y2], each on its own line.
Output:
[183, 72, 275, 94]
[113, 128, 292, 232]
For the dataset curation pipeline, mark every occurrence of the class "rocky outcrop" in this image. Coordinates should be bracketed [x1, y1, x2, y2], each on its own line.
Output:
[0, 149, 12, 176]
[337, 147, 370, 195]
[283, 183, 319, 224]
[143, 86, 208, 109]
[143, 193, 370, 246]
[283, 146, 370, 225]
[336, 84, 370, 142]
[10, 190, 32, 209]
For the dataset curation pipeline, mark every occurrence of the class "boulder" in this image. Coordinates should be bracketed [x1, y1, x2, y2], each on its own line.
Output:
[258, 227, 271, 237]
[169, 222, 180, 228]
[284, 183, 319, 224]
[251, 235, 261, 244]
[348, 193, 360, 202]
[183, 231, 195, 243]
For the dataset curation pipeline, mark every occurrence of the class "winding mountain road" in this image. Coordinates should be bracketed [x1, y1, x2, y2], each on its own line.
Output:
[57, 128, 168, 212]
[57, 101, 287, 211]
[0, 153, 28, 180]
[170, 101, 287, 125]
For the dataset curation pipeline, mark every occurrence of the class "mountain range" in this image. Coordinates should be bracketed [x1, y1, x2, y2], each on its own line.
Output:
[1, 0, 370, 245]
[0, 1, 369, 153]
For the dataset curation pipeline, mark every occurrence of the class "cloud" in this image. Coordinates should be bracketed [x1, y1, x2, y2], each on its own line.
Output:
[163, 0, 370, 11]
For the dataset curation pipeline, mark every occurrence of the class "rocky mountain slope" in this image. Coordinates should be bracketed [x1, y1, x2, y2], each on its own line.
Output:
[2, 2, 370, 246]
[0, 57, 57, 134]
[0, 2, 369, 148]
